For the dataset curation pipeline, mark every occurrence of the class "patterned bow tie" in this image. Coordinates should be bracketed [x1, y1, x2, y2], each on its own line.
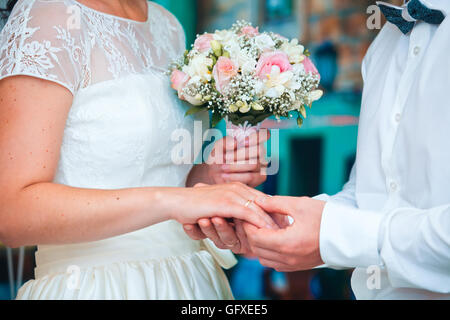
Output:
[377, 0, 445, 34]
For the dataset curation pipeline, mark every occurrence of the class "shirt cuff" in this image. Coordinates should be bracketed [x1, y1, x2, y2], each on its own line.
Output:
[319, 201, 383, 268]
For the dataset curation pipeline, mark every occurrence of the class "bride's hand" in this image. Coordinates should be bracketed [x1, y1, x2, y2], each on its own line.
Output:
[187, 131, 270, 188]
[211, 131, 270, 187]
[170, 182, 278, 229]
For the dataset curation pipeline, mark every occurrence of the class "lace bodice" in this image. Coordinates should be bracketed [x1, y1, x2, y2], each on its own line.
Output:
[0, 0, 210, 190]
[0, 0, 186, 94]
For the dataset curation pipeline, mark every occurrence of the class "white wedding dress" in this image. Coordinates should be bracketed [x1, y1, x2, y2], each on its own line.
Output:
[0, 0, 236, 300]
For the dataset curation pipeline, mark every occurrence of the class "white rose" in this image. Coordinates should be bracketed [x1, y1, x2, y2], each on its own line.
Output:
[254, 34, 276, 51]
[281, 39, 305, 64]
[226, 44, 257, 74]
[292, 63, 305, 74]
[262, 66, 299, 98]
[213, 30, 237, 47]
[183, 53, 213, 82]
[255, 80, 265, 95]
[179, 76, 205, 106]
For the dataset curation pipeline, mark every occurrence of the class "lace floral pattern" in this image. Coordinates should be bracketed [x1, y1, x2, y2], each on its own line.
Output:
[0, 0, 185, 93]
[0, 2, 63, 82]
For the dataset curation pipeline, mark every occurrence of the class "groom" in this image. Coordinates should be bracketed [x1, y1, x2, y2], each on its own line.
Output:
[185, 0, 450, 299]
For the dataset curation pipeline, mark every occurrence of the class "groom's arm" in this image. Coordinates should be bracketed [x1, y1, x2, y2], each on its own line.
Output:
[319, 201, 450, 293]
[245, 194, 450, 294]
[316, 164, 450, 292]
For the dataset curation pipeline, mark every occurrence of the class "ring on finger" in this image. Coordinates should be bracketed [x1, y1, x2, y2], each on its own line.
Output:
[225, 240, 240, 248]
[244, 199, 254, 208]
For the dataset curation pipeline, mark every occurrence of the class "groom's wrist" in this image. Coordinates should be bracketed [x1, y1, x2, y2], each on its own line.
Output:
[319, 201, 383, 268]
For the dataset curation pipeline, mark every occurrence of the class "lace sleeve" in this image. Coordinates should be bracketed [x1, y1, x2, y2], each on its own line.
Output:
[0, 0, 85, 95]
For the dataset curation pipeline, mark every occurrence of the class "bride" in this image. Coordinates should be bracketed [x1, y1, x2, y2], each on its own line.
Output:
[0, 0, 275, 299]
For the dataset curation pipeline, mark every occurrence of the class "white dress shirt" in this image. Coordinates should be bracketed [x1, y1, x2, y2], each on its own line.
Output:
[316, 0, 450, 300]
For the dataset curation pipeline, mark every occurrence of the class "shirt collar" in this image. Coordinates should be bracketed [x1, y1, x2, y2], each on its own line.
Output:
[411, 0, 450, 15]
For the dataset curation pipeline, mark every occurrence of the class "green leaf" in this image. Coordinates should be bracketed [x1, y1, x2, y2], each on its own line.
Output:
[254, 113, 272, 124]
[304, 48, 311, 57]
[299, 105, 307, 119]
[211, 111, 223, 127]
[297, 116, 304, 128]
[238, 115, 257, 125]
[185, 106, 204, 117]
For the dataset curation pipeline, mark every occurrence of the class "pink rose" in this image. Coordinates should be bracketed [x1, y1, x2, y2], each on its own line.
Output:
[213, 56, 239, 95]
[302, 56, 320, 79]
[194, 33, 214, 53]
[255, 51, 293, 79]
[170, 69, 190, 98]
[241, 26, 259, 37]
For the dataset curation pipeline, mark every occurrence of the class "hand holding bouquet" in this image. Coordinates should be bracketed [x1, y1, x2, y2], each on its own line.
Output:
[170, 21, 322, 132]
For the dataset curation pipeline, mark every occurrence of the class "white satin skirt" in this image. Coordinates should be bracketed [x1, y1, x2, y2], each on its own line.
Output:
[16, 221, 237, 300]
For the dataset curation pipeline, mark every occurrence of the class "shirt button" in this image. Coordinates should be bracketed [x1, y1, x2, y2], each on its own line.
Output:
[390, 182, 398, 192]
[413, 46, 421, 56]
[395, 113, 401, 122]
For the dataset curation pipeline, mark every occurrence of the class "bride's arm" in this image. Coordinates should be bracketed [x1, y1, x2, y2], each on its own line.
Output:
[0, 77, 274, 248]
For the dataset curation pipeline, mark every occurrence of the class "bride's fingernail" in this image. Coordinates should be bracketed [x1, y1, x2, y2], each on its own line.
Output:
[184, 225, 192, 231]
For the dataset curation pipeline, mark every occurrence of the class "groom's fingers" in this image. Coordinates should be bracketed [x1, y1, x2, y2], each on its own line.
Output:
[230, 188, 278, 229]
[252, 247, 286, 263]
[235, 219, 251, 254]
[271, 213, 292, 228]
[212, 217, 241, 250]
[255, 196, 293, 216]
[258, 258, 296, 272]
[243, 221, 284, 250]
[183, 224, 207, 240]
[198, 219, 227, 249]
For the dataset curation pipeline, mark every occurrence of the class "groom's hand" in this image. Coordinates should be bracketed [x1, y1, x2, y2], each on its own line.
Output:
[183, 183, 280, 254]
[243, 196, 326, 272]
[183, 213, 290, 255]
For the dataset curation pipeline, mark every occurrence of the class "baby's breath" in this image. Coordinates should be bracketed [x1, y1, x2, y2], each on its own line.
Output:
[168, 20, 322, 127]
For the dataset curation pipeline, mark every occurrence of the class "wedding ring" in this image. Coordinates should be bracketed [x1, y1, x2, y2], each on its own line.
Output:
[226, 240, 240, 248]
[244, 199, 254, 208]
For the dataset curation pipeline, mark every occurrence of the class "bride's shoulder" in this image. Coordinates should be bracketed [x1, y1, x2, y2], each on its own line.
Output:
[0, 0, 87, 95]
[147, 2, 183, 30]
[10, 0, 76, 20]
[4, 0, 85, 36]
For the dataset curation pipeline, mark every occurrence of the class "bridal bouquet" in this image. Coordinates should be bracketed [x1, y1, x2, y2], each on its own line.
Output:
[169, 21, 322, 135]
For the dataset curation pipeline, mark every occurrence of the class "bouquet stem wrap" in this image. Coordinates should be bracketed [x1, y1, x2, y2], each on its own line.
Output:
[225, 117, 261, 147]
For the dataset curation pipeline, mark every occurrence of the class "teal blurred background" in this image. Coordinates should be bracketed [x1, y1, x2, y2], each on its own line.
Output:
[0, 0, 389, 300]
